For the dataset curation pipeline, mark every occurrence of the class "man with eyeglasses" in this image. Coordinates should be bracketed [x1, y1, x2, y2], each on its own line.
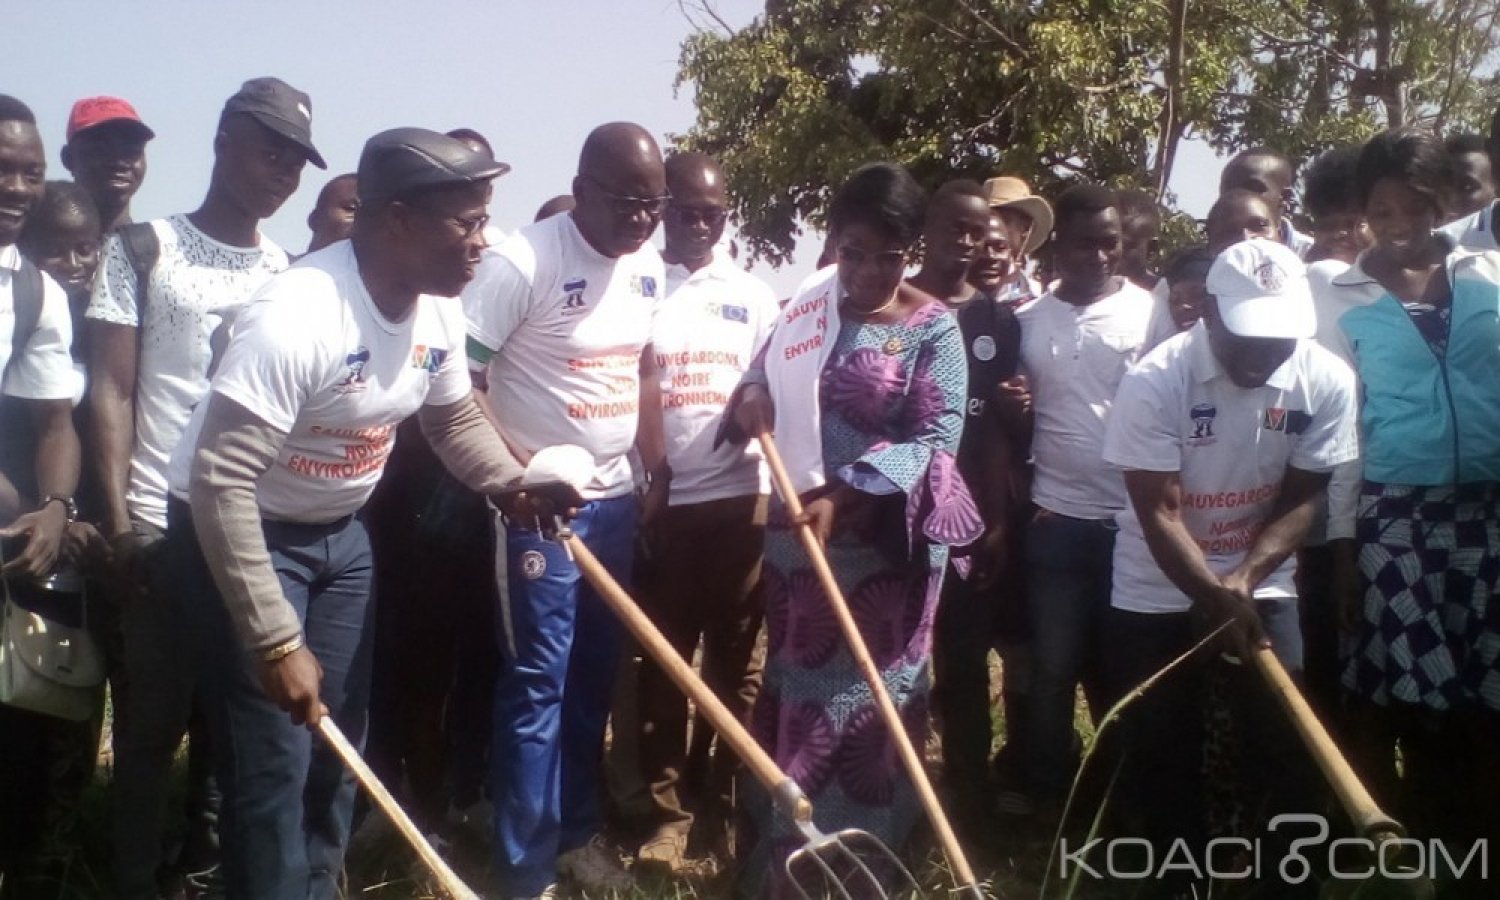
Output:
[623, 152, 778, 876]
[87, 76, 323, 900]
[463, 121, 667, 900]
[163, 128, 520, 897]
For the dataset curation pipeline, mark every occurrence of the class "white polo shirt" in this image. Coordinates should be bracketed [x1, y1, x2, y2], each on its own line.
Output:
[463, 212, 664, 499]
[167, 242, 472, 523]
[1103, 324, 1359, 614]
[653, 253, 778, 505]
[1440, 200, 1499, 251]
[1018, 280, 1154, 520]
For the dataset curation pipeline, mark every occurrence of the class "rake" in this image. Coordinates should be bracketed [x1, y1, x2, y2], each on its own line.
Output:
[557, 523, 920, 899]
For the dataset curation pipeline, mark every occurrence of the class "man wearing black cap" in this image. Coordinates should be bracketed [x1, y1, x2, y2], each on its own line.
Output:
[163, 127, 522, 898]
[60, 95, 154, 234]
[86, 76, 323, 900]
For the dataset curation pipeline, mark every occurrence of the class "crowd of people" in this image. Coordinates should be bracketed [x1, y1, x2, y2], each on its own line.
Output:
[0, 75, 1497, 900]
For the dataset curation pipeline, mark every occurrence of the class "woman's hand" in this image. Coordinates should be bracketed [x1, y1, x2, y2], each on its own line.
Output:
[799, 496, 838, 547]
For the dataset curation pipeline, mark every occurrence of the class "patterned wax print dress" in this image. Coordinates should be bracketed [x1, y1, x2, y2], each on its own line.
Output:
[740, 300, 982, 898]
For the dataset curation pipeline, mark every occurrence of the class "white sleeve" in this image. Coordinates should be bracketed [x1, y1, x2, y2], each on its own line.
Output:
[208, 297, 325, 433]
[426, 297, 473, 408]
[1324, 459, 1362, 541]
[1102, 364, 1181, 473]
[1290, 351, 1360, 473]
[85, 231, 141, 328]
[462, 250, 534, 366]
[4, 272, 81, 401]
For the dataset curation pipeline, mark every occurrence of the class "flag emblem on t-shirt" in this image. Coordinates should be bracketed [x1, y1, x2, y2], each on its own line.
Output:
[411, 345, 448, 375]
[1263, 407, 1311, 434]
[720, 304, 748, 323]
[633, 275, 658, 298]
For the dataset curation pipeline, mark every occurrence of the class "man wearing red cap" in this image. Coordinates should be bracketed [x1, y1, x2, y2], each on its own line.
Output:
[61, 96, 154, 234]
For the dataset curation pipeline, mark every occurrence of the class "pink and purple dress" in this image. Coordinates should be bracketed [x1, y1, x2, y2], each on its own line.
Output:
[740, 300, 981, 897]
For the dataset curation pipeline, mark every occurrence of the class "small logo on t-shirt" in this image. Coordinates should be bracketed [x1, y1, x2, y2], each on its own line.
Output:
[562, 278, 588, 315]
[520, 549, 547, 580]
[1262, 407, 1311, 435]
[972, 335, 997, 362]
[1188, 402, 1217, 445]
[632, 275, 658, 298]
[335, 347, 370, 395]
[411, 345, 448, 375]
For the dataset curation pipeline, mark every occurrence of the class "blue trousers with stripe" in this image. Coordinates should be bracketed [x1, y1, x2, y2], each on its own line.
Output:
[490, 495, 635, 895]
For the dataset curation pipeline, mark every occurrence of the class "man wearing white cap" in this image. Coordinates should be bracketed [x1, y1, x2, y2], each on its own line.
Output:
[1100, 238, 1357, 894]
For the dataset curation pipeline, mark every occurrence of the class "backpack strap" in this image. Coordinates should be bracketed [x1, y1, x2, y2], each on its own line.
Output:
[7, 258, 44, 384]
[116, 222, 160, 327]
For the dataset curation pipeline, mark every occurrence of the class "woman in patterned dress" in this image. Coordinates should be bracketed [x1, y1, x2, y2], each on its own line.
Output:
[1318, 128, 1500, 881]
[726, 163, 981, 897]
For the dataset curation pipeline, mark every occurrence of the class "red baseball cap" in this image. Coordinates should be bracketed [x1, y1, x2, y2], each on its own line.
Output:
[66, 96, 155, 143]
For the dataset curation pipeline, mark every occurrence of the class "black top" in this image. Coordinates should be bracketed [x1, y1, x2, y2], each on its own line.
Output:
[952, 291, 1021, 478]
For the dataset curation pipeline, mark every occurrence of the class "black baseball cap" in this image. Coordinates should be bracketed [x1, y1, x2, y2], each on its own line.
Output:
[356, 127, 510, 204]
[222, 77, 326, 169]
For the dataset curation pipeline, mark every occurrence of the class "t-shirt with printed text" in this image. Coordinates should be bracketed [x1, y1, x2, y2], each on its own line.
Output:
[652, 253, 778, 505]
[166, 241, 471, 523]
[87, 214, 288, 529]
[463, 212, 664, 499]
[1103, 324, 1359, 614]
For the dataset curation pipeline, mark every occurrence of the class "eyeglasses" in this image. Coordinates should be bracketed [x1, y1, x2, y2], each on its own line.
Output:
[443, 212, 490, 240]
[666, 206, 728, 228]
[583, 174, 671, 218]
[404, 201, 490, 240]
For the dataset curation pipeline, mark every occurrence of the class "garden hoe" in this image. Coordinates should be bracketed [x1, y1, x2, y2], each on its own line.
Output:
[316, 717, 481, 900]
[1253, 648, 1435, 900]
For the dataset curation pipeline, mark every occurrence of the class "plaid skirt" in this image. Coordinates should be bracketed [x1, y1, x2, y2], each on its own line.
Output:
[1342, 482, 1500, 712]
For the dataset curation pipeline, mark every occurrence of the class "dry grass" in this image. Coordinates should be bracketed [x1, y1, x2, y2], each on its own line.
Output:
[43, 652, 1129, 900]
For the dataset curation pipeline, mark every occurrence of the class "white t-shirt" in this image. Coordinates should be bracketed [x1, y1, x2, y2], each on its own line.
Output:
[1143, 277, 1178, 352]
[0, 245, 80, 402]
[653, 253, 778, 505]
[166, 242, 471, 523]
[463, 212, 664, 499]
[1018, 280, 1154, 520]
[87, 215, 289, 529]
[1439, 200, 1499, 251]
[1103, 324, 1359, 614]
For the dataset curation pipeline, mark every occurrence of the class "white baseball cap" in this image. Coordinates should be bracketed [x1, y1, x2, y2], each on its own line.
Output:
[1205, 238, 1316, 339]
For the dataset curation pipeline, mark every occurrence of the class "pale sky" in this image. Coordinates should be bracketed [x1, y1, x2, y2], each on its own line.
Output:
[10, 0, 1221, 294]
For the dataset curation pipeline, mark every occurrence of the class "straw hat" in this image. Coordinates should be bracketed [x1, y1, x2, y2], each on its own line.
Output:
[982, 176, 1054, 254]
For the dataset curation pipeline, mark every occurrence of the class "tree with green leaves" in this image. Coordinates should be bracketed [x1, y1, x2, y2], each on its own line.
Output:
[675, 0, 1500, 264]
